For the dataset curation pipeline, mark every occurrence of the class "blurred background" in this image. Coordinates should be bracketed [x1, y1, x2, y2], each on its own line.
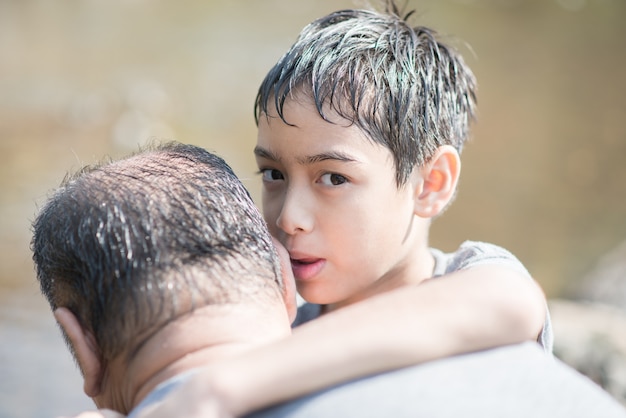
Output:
[1, 0, 625, 416]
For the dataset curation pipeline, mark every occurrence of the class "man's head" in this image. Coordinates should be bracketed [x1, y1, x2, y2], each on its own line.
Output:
[31, 142, 295, 410]
[255, 1, 477, 186]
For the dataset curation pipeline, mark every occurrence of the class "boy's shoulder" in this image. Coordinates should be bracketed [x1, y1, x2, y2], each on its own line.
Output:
[430, 240, 531, 278]
[292, 295, 323, 327]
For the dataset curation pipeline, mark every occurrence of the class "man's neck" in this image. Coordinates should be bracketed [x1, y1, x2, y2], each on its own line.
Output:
[103, 303, 292, 413]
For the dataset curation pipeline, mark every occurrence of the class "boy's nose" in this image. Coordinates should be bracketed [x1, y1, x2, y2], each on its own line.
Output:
[276, 188, 313, 235]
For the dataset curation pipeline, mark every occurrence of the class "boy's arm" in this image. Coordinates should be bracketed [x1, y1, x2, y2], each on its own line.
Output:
[141, 264, 547, 417]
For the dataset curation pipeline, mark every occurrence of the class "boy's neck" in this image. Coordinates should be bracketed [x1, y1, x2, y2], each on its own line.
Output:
[324, 244, 435, 314]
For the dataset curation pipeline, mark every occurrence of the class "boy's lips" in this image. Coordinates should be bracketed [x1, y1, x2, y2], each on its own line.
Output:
[289, 256, 326, 281]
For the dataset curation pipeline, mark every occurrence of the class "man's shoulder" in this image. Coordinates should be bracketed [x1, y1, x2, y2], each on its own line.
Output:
[247, 343, 626, 418]
[127, 369, 202, 418]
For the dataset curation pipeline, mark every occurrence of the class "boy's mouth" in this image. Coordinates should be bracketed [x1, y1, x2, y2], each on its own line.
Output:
[290, 257, 325, 281]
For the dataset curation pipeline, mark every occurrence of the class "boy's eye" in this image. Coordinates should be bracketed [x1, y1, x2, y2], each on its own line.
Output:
[319, 173, 348, 186]
[261, 169, 285, 181]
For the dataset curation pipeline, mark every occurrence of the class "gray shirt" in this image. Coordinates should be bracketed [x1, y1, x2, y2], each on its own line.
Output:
[248, 342, 626, 418]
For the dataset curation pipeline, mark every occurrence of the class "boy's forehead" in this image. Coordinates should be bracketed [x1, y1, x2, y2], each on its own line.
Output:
[263, 89, 359, 126]
[256, 106, 395, 169]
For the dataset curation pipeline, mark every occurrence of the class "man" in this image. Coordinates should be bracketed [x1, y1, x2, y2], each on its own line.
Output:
[32, 142, 297, 416]
[32, 142, 626, 418]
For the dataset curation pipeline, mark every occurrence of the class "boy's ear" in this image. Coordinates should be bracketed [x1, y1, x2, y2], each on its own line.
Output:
[271, 236, 298, 323]
[413, 145, 461, 218]
[54, 307, 104, 399]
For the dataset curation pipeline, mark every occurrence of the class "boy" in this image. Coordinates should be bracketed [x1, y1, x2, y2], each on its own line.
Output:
[100, 2, 551, 416]
[253, 2, 552, 328]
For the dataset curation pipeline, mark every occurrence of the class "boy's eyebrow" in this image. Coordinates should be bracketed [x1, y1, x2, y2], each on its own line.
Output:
[254, 146, 357, 165]
[254, 146, 279, 162]
[302, 151, 357, 165]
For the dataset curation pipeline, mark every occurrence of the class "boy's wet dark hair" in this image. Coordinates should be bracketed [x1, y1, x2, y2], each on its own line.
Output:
[255, 1, 477, 185]
[31, 142, 283, 362]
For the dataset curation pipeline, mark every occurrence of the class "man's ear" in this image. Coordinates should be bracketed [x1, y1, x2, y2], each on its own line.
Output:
[413, 145, 461, 218]
[271, 237, 298, 323]
[54, 307, 104, 398]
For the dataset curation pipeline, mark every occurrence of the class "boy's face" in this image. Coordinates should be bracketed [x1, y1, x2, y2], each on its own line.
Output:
[255, 97, 428, 309]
